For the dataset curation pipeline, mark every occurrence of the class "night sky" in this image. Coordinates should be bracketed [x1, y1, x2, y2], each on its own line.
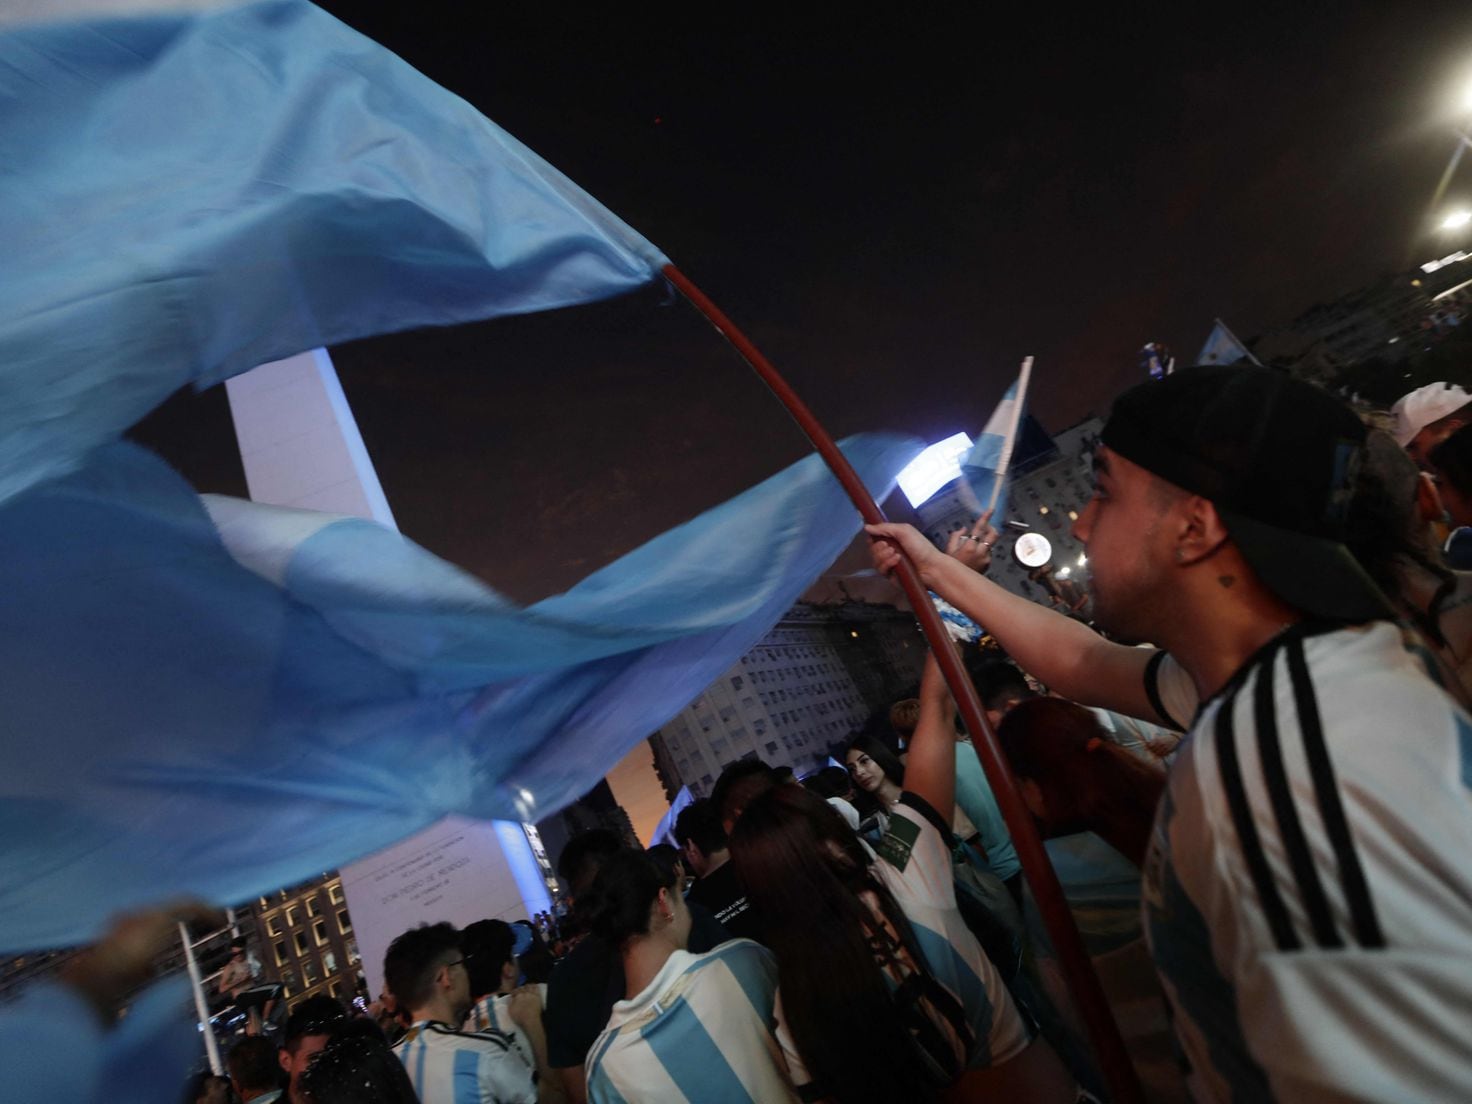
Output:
[134, 3, 1472, 603]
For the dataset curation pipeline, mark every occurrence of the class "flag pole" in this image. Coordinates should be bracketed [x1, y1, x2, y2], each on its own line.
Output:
[987, 355, 1034, 514]
[180, 921, 224, 1076]
[663, 264, 1143, 1104]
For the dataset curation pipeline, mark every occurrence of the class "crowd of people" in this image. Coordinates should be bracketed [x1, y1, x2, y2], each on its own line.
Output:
[8, 364, 1472, 1103]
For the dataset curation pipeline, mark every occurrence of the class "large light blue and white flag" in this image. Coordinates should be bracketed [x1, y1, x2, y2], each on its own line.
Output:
[1196, 318, 1259, 367]
[0, 0, 668, 507]
[0, 434, 921, 951]
[962, 357, 1034, 524]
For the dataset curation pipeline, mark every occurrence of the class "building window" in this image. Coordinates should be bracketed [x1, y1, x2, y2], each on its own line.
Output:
[294, 931, 309, 955]
[285, 906, 300, 928]
[280, 968, 296, 997]
[302, 957, 321, 985]
[306, 897, 320, 917]
[328, 883, 345, 905]
[322, 950, 337, 976]
[313, 919, 329, 946]
[274, 940, 288, 966]
[266, 914, 281, 936]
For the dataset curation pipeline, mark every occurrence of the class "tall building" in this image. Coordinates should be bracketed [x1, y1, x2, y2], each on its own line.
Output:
[648, 602, 926, 800]
[248, 873, 364, 1006]
[914, 418, 1102, 606]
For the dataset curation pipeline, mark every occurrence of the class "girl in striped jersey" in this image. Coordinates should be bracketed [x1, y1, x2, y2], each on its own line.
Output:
[581, 849, 797, 1103]
[731, 654, 1080, 1103]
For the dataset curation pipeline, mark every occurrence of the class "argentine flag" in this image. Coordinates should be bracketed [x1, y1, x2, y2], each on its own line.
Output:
[1196, 319, 1259, 367]
[962, 361, 1032, 525]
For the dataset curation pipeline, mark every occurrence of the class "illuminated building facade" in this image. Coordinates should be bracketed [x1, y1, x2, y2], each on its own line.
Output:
[911, 418, 1103, 607]
[648, 602, 925, 799]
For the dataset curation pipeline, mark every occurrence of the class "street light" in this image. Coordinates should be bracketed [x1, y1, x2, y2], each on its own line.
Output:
[1443, 209, 1472, 231]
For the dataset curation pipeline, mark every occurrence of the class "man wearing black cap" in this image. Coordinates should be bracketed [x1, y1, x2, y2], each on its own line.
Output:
[869, 366, 1472, 1102]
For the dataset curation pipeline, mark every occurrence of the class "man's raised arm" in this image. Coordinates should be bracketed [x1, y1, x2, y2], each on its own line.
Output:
[866, 519, 1172, 727]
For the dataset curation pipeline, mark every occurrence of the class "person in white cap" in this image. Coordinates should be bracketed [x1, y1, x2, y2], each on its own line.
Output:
[1390, 381, 1472, 466]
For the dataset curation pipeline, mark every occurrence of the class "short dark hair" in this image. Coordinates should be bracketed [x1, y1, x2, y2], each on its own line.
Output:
[556, 828, 624, 895]
[383, 922, 461, 1011]
[299, 1021, 418, 1104]
[710, 758, 777, 829]
[461, 919, 515, 1001]
[227, 1036, 280, 1095]
[971, 659, 1033, 712]
[802, 765, 852, 801]
[229, 937, 247, 952]
[282, 994, 348, 1051]
[888, 698, 921, 739]
[673, 798, 727, 856]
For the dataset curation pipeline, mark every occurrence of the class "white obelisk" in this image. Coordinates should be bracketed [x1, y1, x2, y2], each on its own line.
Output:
[224, 350, 552, 953]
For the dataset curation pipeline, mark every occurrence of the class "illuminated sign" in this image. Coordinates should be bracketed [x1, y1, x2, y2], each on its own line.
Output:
[1421, 250, 1472, 275]
[897, 432, 974, 507]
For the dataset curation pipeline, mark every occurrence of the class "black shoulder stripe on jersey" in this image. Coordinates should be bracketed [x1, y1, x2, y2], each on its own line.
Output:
[1286, 639, 1386, 949]
[1253, 647, 1343, 948]
[426, 1022, 513, 1049]
[1215, 683, 1300, 951]
[1143, 649, 1187, 732]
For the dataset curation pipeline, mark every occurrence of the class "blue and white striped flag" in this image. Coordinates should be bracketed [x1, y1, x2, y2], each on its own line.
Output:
[0, 0, 668, 507]
[1196, 319, 1259, 367]
[962, 358, 1033, 524]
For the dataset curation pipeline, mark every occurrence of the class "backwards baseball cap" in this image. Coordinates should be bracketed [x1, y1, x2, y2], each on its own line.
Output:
[1101, 365, 1393, 624]
[1390, 382, 1472, 447]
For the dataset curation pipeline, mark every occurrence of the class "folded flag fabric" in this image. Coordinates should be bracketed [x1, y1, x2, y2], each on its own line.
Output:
[0, 0, 667, 507]
[0, 433, 921, 952]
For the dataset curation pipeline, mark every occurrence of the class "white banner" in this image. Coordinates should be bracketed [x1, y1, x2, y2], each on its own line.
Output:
[341, 816, 544, 999]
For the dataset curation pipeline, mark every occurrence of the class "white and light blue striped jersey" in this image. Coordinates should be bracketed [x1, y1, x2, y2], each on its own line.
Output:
[584, 939, 797, 1104]
[463, 984, 546, 1074]
[392, 1019, 537, 1104]
[864, 794, 1031, 1072]
[1143, 623, 1472, 1102]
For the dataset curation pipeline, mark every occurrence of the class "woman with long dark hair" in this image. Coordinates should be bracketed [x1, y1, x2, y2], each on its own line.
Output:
[734, 655, 1078, 1103]
[847, 729, 984, 850]
[579, 849, 797, 1103]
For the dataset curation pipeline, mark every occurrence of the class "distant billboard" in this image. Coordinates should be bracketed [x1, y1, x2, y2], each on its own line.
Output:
[897, 432, 973, 507]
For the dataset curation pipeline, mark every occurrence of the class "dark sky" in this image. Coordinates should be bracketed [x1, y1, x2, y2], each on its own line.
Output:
[135, 3, 1472, 603]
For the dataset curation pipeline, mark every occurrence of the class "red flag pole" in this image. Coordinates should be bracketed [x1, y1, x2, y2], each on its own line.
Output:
[664, 263, 1143, 1104]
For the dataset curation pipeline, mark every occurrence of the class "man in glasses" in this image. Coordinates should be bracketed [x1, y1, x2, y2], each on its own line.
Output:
[386, 922, 536, 1104]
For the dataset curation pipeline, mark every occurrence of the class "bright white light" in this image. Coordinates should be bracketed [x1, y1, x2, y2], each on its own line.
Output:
[1442, 210, 1472, 231]
[1057, 567, 1072, 578]
[896, 432, 974, 507]
[1461, 80, 1472, 114]
[1421, 249, 1472, 273]
[1077, 553, 1087, 566]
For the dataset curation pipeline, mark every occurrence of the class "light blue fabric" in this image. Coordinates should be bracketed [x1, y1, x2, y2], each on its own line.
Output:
[0, 0, 667, 507]
[0, 434, 921, 951]
[2, 975, 196, 1104]
[962, 380, 1025, 522]
[954, 744, 1021, 882]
